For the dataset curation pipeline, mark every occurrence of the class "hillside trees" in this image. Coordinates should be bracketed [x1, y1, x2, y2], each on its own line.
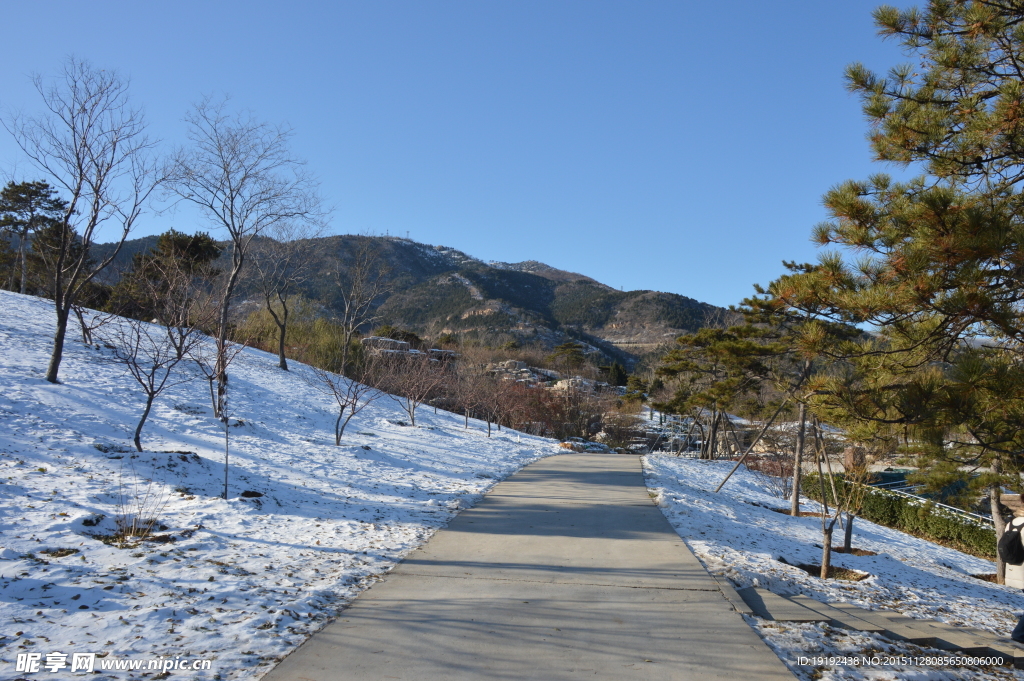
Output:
[758, 0, 1024, 582]
[99, 238, 216, 451]
[3, 58, 160, 383]
[247, 222, 323, 371]
[106, 229, 221, 322]
[0, 180, 67, 295]
[165, 97, 324, 418]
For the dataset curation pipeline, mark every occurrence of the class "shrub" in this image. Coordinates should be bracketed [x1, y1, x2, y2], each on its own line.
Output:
[802, 474, 996, 559]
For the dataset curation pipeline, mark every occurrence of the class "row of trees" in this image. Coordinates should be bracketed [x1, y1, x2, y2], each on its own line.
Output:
[654, 1, 1024, 582]
[0, 57, 325, 498]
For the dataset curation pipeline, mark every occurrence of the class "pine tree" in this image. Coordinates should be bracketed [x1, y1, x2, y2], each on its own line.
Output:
[107, 229, 221, 323]
[607, 362, 628, 387]
[759, 0, 1024, 582]
[0, 180, 67, 295]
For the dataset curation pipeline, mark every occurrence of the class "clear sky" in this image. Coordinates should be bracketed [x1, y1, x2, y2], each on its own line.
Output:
[0, 1, 913, 308]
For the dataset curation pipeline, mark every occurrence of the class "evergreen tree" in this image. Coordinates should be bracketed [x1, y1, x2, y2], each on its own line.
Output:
[0, 180, 67, 295]
[548, 341, 587, 373]
[759, 0, 1024, 582]
[607, 362, 628, 386]
[107, 229, 221, 323]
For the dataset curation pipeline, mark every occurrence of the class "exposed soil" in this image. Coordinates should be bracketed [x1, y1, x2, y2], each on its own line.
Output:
[832, 546, 877, 556]
[778, 556, 871, 581]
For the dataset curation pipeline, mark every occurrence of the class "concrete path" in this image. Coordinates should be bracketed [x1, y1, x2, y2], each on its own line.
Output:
[263, 451, 795, 680]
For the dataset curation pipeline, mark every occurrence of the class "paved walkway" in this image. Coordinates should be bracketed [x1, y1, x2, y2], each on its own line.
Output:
[264, 451, 795, 680]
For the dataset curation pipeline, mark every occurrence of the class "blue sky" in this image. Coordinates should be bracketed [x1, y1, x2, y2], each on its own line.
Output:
[0, 1, 912, 308]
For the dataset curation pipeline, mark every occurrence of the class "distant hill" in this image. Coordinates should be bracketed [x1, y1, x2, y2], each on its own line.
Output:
[93, 234, 729, 365]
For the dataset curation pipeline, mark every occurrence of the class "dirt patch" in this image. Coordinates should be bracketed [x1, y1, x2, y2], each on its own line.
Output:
[779, 556, 871, 581]
[832, 546, 877, 556]
[972, 573, 998, 583]
[39, 547, 80, 558]
[768, 507, 824, 518]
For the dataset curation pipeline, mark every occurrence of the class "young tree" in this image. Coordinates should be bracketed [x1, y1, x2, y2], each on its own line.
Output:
[246, 222, 322, 371]
[165, 97, 323, 417]
[372, 352, 449, 427]
[3, 58, 160, 383]
[328, 238, 391, 375]
[306, 346, 384, 444]
[810, 419, 871, 579]
[0, 180, 67, 294]
[99, 251, 213, 451]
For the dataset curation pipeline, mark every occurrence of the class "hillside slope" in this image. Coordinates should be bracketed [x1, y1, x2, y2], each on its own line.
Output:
[94, 235, 726, 364]
[0, 291, 558, 679]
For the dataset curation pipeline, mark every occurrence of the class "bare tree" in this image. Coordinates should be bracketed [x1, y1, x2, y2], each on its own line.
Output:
[373, 353, 449, 427]
[165, 97, 323, 417]
[247, 222, 324, 370]
[332, 237, 391, 375]
[811, 419, 870, 578]
[3, 58, 160, 383]
[99, 258, 213, 451]
[306, 349, 385, 444]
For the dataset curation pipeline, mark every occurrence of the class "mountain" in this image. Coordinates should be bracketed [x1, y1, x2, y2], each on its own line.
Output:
[93, 234, 729, 364]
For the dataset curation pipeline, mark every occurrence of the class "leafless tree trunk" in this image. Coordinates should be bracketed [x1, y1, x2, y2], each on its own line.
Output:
[99, 261, 212, 451]
[3, 58, 160, 383]
[247, 222, 324, 370]
[306, 348, 385, 444]
[165, 97, 324, 417]
[333, 237, 391, 375]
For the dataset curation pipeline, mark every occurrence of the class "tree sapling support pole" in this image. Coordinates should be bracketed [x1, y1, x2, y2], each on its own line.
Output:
[714, 399, 790, 493]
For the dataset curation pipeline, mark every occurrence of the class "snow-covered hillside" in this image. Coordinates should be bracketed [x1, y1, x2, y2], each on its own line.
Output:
[645, 455, 1024, 681]
[0, 291, 559, 679]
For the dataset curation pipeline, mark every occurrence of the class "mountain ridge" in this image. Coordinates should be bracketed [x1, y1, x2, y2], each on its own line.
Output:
[93, 234, 728, 365]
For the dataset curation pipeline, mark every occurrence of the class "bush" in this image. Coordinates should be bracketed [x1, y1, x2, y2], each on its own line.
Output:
[802, 474, 996, 559]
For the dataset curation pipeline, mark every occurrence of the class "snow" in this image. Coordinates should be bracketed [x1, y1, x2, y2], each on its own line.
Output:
[7, 284, 1022, 680]
[644, 453, 1024, 680]
[0, 290, 559, 679]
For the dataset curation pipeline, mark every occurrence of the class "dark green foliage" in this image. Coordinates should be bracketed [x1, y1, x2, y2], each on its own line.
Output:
[656, 326, 786, 417]
[802, 474, 996, 559]
[548, 282, 623, 327]
[106, 230, 221, 323]
[624, 375, 648, 403]
[0, 180, 68, 294]
[26, 221, 89, 298]
[548, 341, 587, 372]
[606, 362, 628, 387]
[462, 267, 556, 314]
[0, 237, 16, 290]
[375, 278, 476, 330]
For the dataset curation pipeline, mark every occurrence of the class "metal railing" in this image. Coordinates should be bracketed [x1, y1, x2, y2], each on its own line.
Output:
[867, 484, 993, 525]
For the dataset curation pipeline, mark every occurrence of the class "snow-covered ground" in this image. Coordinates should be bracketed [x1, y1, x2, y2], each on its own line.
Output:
[645, 454, 1024, 681]
[0, 290, 559, 679]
